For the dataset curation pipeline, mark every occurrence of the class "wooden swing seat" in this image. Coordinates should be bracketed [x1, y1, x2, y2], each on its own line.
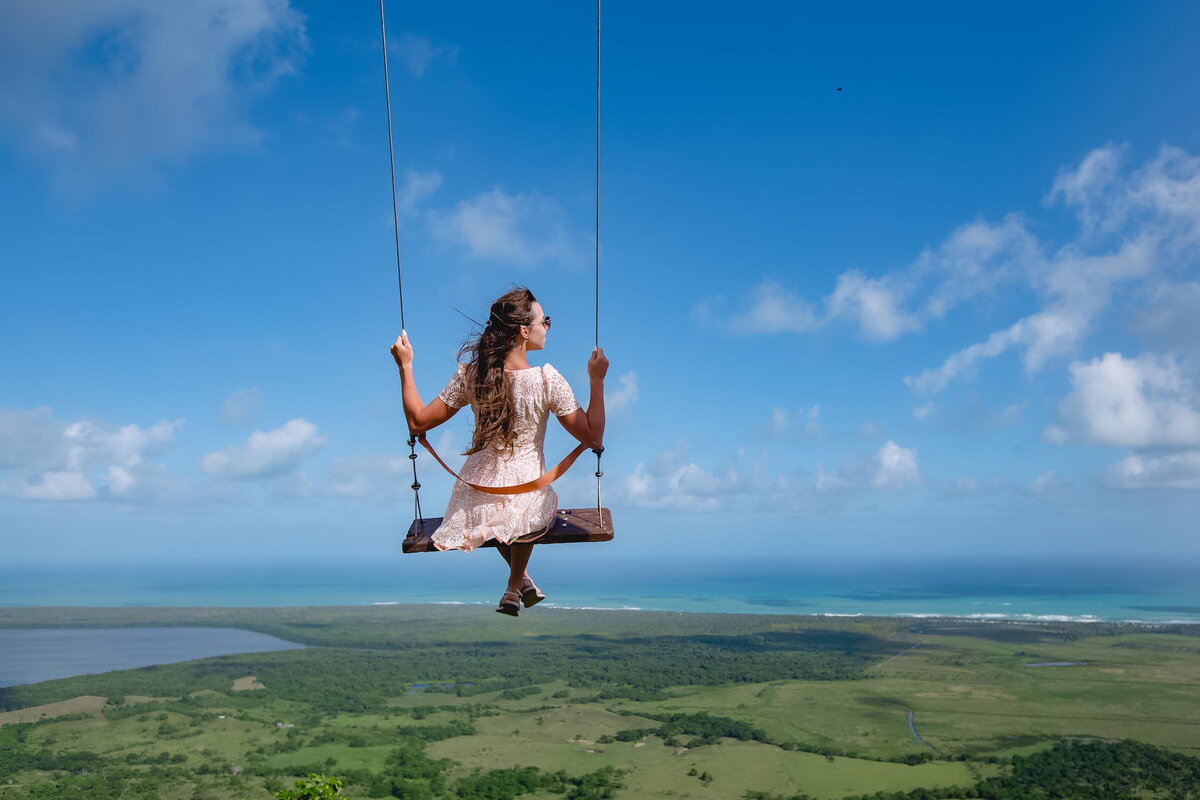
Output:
[403, 507, 613, 553]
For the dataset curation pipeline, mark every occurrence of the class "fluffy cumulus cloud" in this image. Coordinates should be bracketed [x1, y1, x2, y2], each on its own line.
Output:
[1043, 351, 1200, 491]
[1105, 452, 1200, 490]
[0, 407, 182, 500]
[827, 270, 919, 341]
[429, 186, 586, 268]
[606, 373, 639, 411]
[201, 418, 326, 480]
[697, 213, 1037, 342]
[0, 0, 308, 197]
[621, 442, 751, 512]
[621, 436, 922, 512]
[397, 169, 444, 214]
[711, 280, 822, 335]
[1048, 352, 1200, 448]
[384, 170, 586, 271]
[699, 145, 1200, 409]
[908, 145, 1200, 394]
[817, 440, 921, 492]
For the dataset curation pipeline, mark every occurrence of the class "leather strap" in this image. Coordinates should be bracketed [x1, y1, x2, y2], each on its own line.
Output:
[417, 434, 589, 495]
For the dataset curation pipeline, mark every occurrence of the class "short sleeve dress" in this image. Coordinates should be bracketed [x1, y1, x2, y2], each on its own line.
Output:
[431, 363, 582, 552]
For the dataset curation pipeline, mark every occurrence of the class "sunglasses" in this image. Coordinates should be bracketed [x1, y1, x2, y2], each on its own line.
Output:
[541, 315, 552, 329]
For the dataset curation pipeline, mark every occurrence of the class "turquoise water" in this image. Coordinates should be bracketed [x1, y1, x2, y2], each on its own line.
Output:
[2, 555, 1198, 624]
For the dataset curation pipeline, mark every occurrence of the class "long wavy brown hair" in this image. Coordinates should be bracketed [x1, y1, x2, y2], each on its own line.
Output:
[456, 286, 539, 457]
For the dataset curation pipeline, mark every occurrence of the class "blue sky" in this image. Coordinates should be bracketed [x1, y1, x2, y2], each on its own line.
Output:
[3, 0, 1200, 570]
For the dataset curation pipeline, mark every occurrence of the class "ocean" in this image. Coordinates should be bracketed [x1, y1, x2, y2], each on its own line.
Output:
[2, 553, 1197, 624]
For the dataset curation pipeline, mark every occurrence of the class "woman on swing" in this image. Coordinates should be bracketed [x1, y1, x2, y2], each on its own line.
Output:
[390, 286, 608, 616]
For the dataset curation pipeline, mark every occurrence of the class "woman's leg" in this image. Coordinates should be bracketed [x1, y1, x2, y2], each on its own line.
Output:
[504, 543, 535, 593]
[495, 543, 531, 584]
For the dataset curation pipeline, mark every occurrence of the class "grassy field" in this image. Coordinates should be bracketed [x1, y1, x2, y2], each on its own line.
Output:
[0, 606, 1197, 799]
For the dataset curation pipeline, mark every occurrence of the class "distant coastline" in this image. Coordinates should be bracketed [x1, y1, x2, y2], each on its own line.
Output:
[2, 605, 1197, 697]
[4, 556, 1199, 624]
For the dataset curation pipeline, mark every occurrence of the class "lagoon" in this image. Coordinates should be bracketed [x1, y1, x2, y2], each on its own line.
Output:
[0, 626, 307, 688]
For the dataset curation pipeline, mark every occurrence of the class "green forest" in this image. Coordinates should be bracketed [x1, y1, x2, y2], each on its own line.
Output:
[0, 605, 1197, 799]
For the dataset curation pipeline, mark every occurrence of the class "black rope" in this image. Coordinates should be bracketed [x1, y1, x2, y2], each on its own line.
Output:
[594, 0, 601, 352]
[378, 0, 406, 333]
[380, 0, 423, 532]
[408, 434, 424, 528]
[593, 0, 603, 528]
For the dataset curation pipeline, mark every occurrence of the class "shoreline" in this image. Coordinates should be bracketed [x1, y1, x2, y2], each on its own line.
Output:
[1, 603, 1198, 628]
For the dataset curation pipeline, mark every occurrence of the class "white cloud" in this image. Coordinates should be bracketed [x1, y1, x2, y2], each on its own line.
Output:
[623, 460, 741, 512]
[392, 32, 457, 78]
[1049, 352, 1200, 448]
[221, 387, 263, 425]
[907, 322, 1013, 394]
[870, 440, 921, 489]
[916, 214, 1041, 318]
[721, 280, 821, 335]
[0, 407, 182, 500]
[429, 186, 584, 268]
[700, 215, 1035, 341]
[911, 145, 1200, 394]
[1048, 143, 1200, 248]
[201, 418, 326, 480]
[906, 234, 1157, 394]
[703, 144, 1200, 403]
[1046, 143, 1126, 236]
[1105, 451, 1200, 490]
[606, 373, 639, 411]
[817, 440, 921, 492]
[19, 471, 97, 501]
[0, 0, 307, 197]
[620, 440, 753, 512]
[397, 169, 443, 214]
[827, 270, 919, 341]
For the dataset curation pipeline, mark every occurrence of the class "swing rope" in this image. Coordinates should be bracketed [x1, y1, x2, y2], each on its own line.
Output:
[592, 0, 604, 522]
[378, 0, 606, 531]
[378, 0, 406, 334]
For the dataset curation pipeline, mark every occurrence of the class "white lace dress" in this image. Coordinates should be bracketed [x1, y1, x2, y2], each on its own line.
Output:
[431, 363, 582, 552]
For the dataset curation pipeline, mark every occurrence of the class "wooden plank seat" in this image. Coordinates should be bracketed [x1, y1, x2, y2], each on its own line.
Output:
[403, 507, 613, 553]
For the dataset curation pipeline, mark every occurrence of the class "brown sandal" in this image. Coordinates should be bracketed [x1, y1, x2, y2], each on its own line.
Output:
[495, 590, 521, 617]
[520, 576, 546, 608]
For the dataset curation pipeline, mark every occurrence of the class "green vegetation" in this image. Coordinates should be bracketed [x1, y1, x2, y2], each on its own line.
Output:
[276, 773, 344, 799]
[0, 605, 1196, 799]
[747, 739, 1200, 799]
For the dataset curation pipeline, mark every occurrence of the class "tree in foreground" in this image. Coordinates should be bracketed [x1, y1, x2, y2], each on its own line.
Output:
[274, 772, 344, 799]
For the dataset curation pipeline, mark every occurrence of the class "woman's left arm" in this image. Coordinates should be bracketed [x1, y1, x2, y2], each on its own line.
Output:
[391, 332, 460, 434]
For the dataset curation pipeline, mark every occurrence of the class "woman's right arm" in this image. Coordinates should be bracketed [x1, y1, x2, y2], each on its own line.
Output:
[557, 348, 608, 449]
[391, 332, 462, 435]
